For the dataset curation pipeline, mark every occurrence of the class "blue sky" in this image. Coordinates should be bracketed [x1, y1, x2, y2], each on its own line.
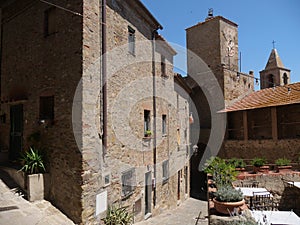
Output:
[141, 0, 300, 84]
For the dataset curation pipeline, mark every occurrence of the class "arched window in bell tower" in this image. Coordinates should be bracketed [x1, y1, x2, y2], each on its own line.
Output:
[283, 73, 288, 85]
[268, 74, 274, 88]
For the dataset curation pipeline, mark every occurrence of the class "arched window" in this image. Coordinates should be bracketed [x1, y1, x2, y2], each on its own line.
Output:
[268, 74, 274, 88]
[283, 73, 288, 85]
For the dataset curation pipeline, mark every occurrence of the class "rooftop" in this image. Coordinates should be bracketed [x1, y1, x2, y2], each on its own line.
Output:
[221, 82, 300, 112]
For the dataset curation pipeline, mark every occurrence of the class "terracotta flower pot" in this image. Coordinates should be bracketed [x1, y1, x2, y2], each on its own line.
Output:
[276, 165, 292, 173]
[213, 198, 245, 215]
[253, 165, 269, 174]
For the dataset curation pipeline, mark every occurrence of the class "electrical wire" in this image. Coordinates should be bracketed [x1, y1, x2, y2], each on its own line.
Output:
[39, 0, 82, 16]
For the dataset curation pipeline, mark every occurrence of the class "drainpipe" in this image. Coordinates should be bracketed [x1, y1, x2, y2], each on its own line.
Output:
[152, 25, 162, 207]
[101, 0, 107, 155]
[0, 9, 2, 107]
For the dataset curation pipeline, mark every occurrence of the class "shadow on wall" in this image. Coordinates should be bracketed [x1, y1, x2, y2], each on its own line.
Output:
[279, 186, 300, 216]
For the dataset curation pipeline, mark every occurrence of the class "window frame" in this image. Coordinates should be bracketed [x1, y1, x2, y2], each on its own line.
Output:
[144, 110, 151, 137]
[162, 114, 167, 136]
[39, 96, 54, 121]
[128, 26, 135, 55]
[121, 168, 136, 198]
[162, 160, 169, 184]
[161, 55, 166, 77]
[44, 7, 57, 37]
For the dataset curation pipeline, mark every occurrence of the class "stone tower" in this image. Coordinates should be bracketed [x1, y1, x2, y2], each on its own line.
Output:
[186, 16, 254, 107]
[259, 48, 291, 89]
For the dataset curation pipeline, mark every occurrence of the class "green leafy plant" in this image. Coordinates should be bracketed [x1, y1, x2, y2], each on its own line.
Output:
[20, 147, 46, 174]
[228, 158, 246, 168]
[102, 205, 133, 225]
[231, 220, 259, 225]
[275, 157, 291, 166]
[214, 186, 244, 202]
[144, 130, 152, 137]
[251, 157, 266, 167]
[203, 157, 238, 187]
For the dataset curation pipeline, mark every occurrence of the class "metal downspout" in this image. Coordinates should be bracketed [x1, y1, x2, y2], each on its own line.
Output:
[102, 0, 107, 155]
[152, 25, 162, 206]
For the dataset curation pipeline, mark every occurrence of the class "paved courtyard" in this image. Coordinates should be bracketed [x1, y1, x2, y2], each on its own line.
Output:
[0, 169, 75, 225]
[135, 198, 208, 225]
[0, 168, 208, 225]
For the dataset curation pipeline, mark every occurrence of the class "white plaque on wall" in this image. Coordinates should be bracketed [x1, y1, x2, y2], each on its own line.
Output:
[96, 190, 107, 216]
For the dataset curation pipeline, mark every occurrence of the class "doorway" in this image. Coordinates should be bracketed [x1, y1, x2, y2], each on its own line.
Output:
[190, 143, 208, 200]
[9, 104, 23, 161]
[145, 171, 152, 216]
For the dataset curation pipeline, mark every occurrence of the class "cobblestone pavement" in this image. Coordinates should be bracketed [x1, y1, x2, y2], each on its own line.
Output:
[135, 198, 209, 225]
[0, 169, 75, 225]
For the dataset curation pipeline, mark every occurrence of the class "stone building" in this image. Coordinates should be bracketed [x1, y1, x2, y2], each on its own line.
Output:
[222, 48, 300, 162]
[0, 0, 191, 224]
[184, 13, 299, 182]
[184, 15, 255, 198]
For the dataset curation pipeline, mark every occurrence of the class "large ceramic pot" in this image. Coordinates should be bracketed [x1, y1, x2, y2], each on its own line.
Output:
[213, 198, 245, 215]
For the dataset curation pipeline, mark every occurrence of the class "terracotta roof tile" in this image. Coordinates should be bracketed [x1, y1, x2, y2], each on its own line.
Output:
[221, 82, 300, 112]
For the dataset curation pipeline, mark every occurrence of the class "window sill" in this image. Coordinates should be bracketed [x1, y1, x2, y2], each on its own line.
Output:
[162, 178, 169, 185]
[121, 191, 134, 200]
[128, 51, 136, 57]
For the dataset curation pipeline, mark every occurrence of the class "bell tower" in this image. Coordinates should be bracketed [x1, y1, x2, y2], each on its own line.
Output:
[259, 48, 291, 89]
[186, 15, 254, 106]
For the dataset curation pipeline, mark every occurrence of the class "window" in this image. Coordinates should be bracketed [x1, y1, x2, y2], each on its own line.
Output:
[104, 174, 110, 187]
[128, 26, 135, 55]
[283, 73, 288, 85]
[44, 7, 57, 37]
[39, 96, 54, 120]
[162, 114, 167, 135]
[268, 74, 274, 88]
[144, 110, 150, 136]
[162, 160, 169, 184]
[161, 55, 166, 77]
[121, 168, 136, 197]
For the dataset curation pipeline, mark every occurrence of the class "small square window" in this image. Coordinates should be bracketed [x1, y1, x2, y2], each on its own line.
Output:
[162, 160, 169, 184]
[39, 96, 54, 121]
[121, 168, 136, 198]
[162, 114, 167, 135]
[44, 7, 57, 37]
[128, 26, 135, 55]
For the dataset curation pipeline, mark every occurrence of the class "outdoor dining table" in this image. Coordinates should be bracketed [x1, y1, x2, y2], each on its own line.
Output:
[251, 210, 300, 225]
[288, 181, 300, 188]
[234, 187, 272, 208]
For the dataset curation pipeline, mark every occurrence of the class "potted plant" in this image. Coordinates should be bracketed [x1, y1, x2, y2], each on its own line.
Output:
[102, 205, 133, 225]
[213, 185, 245, 215]
[251, 157, 269, 174]
[203, 157, 238, 187]
[228, 158, 246, 173]
[275, 158, 292, 173]
[144, 130, 152, 138]
[20, 147, 47, 202]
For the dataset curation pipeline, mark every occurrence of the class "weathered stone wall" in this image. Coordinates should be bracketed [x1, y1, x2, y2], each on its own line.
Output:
[222, 139, 300, 162]
[0, 0, 84, 223]
[186, 17, 254, 108]
[101, 0, 190, 222]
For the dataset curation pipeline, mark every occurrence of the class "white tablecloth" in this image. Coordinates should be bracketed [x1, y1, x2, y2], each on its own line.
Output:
[235, 187, 272, 197]
[251, 210, 300, 225]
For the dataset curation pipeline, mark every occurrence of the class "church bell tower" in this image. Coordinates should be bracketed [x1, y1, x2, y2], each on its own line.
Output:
[259, 48, 291, 89]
